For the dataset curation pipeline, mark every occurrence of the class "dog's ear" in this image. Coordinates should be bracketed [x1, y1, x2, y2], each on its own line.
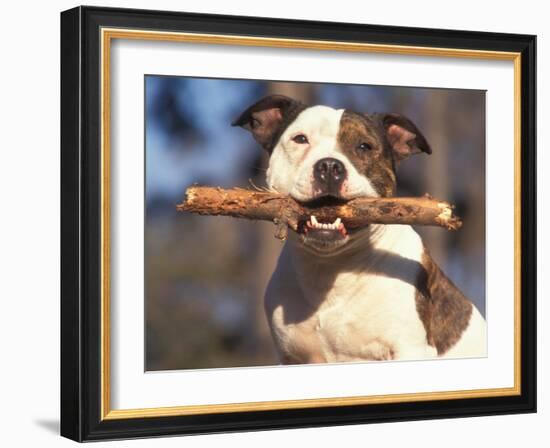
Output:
[376, 113, 432, 163]
[232, 95, 305, 152]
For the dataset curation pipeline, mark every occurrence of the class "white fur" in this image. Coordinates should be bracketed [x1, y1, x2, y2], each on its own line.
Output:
[266, 106, 379, 200]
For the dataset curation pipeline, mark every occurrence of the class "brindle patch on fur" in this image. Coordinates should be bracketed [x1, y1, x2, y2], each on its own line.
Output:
[337, 111, 396, 197]
[415, 248, 473, 355]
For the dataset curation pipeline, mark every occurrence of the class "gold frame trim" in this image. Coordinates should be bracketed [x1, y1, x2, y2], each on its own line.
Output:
[100, 28, 522, 421]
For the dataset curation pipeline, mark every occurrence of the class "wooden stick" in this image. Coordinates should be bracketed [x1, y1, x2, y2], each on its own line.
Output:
[176, 186, 462, 240]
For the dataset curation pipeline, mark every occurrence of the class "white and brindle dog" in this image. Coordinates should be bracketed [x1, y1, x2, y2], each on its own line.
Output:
[233, 95, 487, 364]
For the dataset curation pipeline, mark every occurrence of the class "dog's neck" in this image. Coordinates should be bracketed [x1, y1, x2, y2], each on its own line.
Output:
[285, 224, 410, 309]
[288, 223, 396, 260]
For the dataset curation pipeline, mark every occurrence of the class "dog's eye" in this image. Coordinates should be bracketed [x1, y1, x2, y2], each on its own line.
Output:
[357, 142, 373, 151]
[292, 134, 309, 144]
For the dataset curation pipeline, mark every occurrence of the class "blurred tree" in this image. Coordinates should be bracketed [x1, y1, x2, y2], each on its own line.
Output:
[421, 91, 450, 265]
[148, 77, 202, 149]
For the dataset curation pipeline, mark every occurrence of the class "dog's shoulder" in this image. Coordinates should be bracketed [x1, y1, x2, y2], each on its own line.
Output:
[376, 225, 484, 357]
[415, 243, 480, 356]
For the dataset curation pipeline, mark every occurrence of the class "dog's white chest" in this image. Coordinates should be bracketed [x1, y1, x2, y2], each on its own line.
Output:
[266, 225, 439, 364]
[280, 278, 401, 363]
[268, 267, 435, 363]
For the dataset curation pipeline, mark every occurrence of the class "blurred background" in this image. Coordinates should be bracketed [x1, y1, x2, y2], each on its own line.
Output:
[145, 76, 485, 371]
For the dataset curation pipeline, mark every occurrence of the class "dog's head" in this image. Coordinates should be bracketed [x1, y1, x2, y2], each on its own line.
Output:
[233, 95, 431, 254]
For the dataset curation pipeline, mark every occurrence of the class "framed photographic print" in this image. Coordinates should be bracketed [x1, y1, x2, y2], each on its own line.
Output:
[60, 6, 536, 442]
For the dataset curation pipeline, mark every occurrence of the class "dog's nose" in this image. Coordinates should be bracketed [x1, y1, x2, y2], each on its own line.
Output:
[313, 158, 346, 194]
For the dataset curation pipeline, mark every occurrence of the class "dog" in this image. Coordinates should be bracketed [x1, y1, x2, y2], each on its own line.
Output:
[233, 95, 487, 364]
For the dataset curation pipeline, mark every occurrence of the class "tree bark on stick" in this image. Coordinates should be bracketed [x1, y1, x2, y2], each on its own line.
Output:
[176, 186, 462, 240]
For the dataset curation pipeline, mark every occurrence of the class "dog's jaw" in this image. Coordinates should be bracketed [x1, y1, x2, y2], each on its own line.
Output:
[288, 223, 386, 257]
[297, 223, 351, 254]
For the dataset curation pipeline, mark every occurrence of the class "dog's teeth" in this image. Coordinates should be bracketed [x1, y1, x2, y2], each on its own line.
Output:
[309, 215, 346, 230]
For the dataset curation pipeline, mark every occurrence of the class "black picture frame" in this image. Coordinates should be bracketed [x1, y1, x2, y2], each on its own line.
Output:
[61, 5, 536, 442]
